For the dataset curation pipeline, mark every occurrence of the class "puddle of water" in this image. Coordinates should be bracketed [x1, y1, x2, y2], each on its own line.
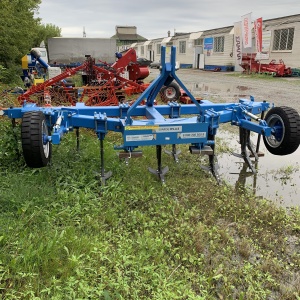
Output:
[180, 81, 299, 207]
[211, 130, 300, 208]
[189, 82, 250, 99]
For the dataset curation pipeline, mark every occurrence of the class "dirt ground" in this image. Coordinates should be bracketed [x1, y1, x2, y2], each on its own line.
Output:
[150, 68, 300, 113]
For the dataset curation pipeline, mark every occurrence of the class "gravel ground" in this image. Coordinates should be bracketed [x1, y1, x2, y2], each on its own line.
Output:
[150, 68, 300, 113]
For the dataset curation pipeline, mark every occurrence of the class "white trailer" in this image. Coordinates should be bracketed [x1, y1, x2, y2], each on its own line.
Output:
[47, 37, 117, 65]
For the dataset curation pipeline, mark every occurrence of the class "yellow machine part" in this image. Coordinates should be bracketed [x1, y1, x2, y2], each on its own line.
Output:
[33, 78, 44, 85]
[21, 55, 28, 69]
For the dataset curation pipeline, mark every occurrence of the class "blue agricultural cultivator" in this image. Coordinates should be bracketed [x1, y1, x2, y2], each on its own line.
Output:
[1, 46, 300, 184]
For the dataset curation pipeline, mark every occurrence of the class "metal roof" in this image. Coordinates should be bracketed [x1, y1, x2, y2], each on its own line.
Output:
[263, 14, 300, 27]
[161, 37, 172, 43]
[189, 31, 203, 40]
[202, 26, 233, 37]
[110, 33, 147, 41]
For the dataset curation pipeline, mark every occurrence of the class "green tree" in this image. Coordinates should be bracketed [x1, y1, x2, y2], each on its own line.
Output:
[0, 0, 61, 84]
[0, 0, 40, 67]
[0, 0, 61, 68]
[33, 23, 62, 48]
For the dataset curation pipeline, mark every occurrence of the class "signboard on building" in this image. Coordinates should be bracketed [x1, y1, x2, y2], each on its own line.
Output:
[204, 37, 213, 50]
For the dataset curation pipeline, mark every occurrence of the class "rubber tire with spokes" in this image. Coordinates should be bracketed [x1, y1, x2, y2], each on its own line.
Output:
[160, 82, 180, 102]
[263, 106, 300, 155]
[21, 111, 52, 167]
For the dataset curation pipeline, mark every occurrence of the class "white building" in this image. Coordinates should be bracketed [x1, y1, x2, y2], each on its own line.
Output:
[130, 14, 300, 71]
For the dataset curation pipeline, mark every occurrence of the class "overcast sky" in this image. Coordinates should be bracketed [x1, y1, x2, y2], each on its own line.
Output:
[37, 0, 299, 40]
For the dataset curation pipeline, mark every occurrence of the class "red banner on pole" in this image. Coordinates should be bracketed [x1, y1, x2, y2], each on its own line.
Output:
[254, 17, 263, 53]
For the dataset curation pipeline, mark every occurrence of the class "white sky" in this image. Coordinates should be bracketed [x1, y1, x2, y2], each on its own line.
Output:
[36, 0, 300, 39]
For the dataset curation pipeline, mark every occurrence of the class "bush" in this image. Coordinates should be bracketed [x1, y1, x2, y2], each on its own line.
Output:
[0, 64, 23, 85]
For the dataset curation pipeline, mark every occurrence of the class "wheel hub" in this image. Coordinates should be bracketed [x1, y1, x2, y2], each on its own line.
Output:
[265, 114, 285, 147]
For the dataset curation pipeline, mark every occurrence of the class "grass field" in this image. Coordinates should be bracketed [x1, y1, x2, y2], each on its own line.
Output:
[0, 116, 299, 299]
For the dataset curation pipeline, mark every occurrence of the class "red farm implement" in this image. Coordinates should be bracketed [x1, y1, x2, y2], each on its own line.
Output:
[17, 47, 198, 108]
[17, 48, 151, 107]
[240, 53, 292, 77]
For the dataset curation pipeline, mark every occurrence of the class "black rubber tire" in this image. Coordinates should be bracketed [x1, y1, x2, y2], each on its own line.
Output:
[21, 111, 52, 167]
[263, 106, 300, 155]
[160, 82, 180, 102]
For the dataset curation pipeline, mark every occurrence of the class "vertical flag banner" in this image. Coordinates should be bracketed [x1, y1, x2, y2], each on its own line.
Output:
[241, 13, 252, 48]
[234, 22, 242, 64]
[256, 31, 272, 60]
[254, 17, 263, 53]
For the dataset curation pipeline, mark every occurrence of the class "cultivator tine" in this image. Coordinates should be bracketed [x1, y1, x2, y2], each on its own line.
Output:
[232, 128, 258, 173]
[165, 144, 181, 163]
[97, 138, 112, 185]
[11, 118, 20, 159]
[209, 155, 221, 183]
[246, 137, 259, 161]
[75, 127, 80, 151]
[255, 111, 265, 154]
[199, 134, 221, 184]
[148, 145, 169, 183]
[201, 159, 221, 184]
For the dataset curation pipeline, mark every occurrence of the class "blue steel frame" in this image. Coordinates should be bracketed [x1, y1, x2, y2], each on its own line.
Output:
[3, 46, 272, 154]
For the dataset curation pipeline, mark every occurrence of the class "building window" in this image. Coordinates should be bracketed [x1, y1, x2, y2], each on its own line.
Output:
[148, 45, 152, 50]
[273, 28, 294, 51]
[179, 41, 186, 54]
[194, 38, 203, 46]
[141, 46, 144, 55]
[157, 43, 161, 54]
[213, 36, 225, 52]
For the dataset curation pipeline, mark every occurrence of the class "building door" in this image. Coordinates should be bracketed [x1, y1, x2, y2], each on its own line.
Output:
[194, 46, 203, 69]
[199, 54, 204, 69]
[148, 50, 154, 61]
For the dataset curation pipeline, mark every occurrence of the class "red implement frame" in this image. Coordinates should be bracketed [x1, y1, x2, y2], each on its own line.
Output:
[240, 53, 292, 77]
